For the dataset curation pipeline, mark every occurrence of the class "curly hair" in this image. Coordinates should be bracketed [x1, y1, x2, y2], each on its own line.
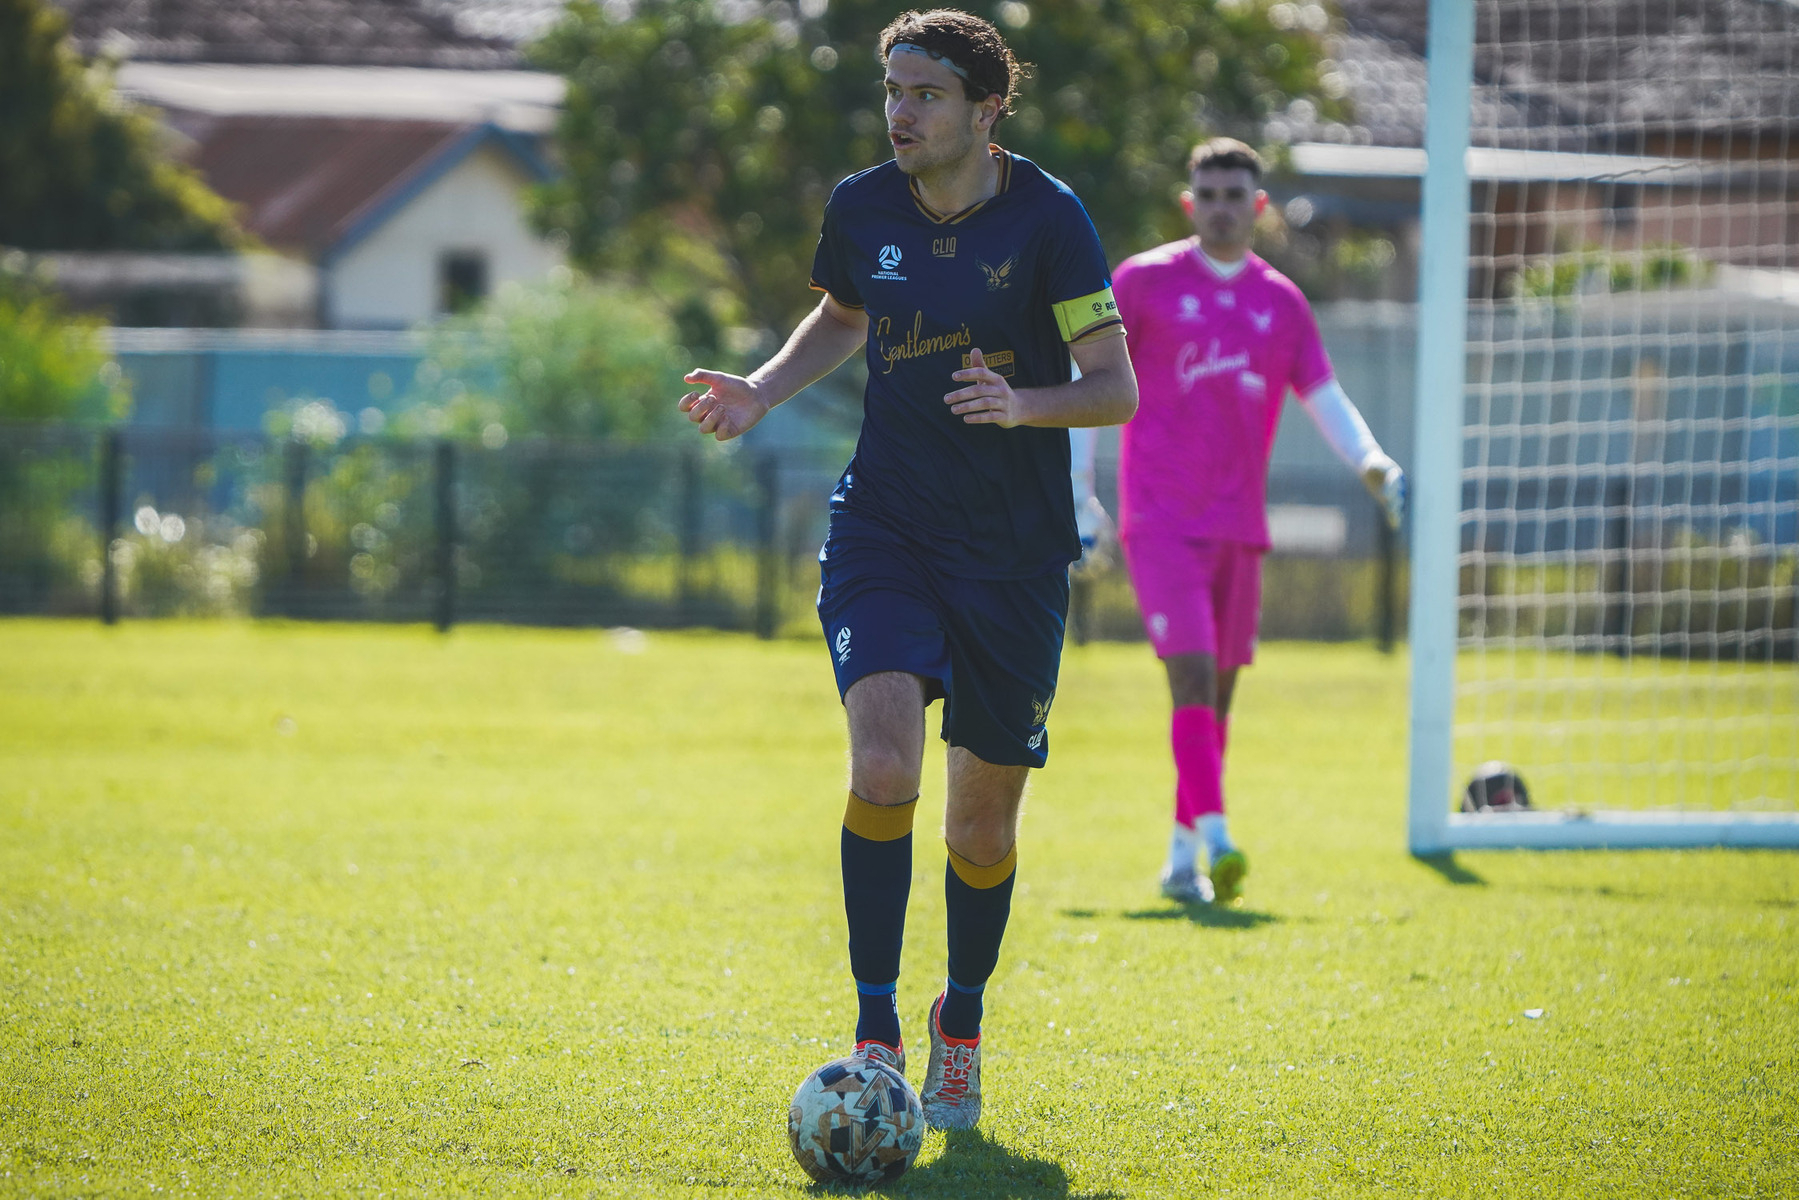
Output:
[878, 9, 1029, 122]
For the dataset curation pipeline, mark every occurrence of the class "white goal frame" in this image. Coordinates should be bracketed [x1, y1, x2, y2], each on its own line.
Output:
[1406, 0, 1799, 853]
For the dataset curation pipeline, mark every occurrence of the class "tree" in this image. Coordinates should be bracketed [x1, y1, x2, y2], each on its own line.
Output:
[0, 267, 129, 421]
[529, 0, 1338, 338]
[0, 0, 239, 251]
[400, 269, 690, 443]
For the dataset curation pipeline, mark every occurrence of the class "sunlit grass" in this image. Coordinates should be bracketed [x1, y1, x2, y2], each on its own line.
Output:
[1, 620, 1794, 1197]
[1456, 649, 1799, 810]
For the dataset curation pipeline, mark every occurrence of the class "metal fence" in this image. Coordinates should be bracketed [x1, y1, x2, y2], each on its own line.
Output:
[0, 422, 1403, 643]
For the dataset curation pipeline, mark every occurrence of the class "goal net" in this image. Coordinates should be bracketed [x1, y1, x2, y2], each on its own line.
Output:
[1409, 0, 1799, 850]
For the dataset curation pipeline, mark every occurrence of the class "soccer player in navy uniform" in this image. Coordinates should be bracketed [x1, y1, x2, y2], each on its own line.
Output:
[679, 9, 1135, 1130]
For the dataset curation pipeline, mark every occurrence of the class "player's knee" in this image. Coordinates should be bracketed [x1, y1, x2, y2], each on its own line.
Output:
[943, 805, 1018, 866]
[851, 745, 922, 805]
[1164, 654, 1217, 709]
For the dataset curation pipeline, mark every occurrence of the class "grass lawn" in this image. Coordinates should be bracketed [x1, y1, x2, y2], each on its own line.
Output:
[1, 619, 1794, 1198]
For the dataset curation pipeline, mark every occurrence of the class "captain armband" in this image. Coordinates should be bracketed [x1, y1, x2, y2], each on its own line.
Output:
[1053, 287, 1125, 344]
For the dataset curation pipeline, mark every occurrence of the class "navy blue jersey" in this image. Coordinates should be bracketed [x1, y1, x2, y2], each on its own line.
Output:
[809, 149, 1123, 579]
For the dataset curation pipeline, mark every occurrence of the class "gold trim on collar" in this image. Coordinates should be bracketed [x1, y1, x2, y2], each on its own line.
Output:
[908, 147, 1013, 225]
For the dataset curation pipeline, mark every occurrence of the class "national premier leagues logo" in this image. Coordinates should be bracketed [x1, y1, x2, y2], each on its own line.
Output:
[872, 245, 906, 281]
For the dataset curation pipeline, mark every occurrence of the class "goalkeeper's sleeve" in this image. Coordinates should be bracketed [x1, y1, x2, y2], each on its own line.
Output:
[1069, 425, 1099, 505]
[1298, 377, 1386, 474]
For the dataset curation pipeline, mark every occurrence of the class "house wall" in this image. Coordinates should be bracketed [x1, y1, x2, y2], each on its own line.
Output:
[325, 144, 562, 329]
[1475, 181, 1799, 295]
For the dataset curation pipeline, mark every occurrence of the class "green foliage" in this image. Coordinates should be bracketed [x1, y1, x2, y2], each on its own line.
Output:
[0, 275, 130, 612]
[1513, 243, 1712, 300]
[1256, 216, 1405, 301]
[0, 268, 129, 422]
[0, 0, 239, 251]
[529, 0, 1337, 334]
[403, 270, 693, 444]
[2, 625, 1796, 1196]
[106, 508, 263, 617]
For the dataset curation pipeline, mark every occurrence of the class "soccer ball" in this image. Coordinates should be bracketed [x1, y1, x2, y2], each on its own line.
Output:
[787, 1054, 923, 1186]
[1462, 761, 1532, 812]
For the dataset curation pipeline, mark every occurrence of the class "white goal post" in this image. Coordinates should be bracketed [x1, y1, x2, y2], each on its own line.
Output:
[1407, 0, 1799, 852]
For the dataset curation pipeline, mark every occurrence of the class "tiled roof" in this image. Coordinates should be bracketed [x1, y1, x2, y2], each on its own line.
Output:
[174, 116, 488, 254]
[52, 0, 520, 68]
[1273, 0, 1799, 151]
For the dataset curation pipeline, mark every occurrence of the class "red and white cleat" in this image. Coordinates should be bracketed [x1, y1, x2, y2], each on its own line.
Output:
[855, 1038, 906, 1076]
[921, 993, 982, 1130]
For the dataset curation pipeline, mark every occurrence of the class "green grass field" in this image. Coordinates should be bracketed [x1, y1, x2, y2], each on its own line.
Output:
[2, 620, 1795, 1198]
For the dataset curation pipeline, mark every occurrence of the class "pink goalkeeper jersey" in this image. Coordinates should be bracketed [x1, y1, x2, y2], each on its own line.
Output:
[1115, 241, 1334, 548]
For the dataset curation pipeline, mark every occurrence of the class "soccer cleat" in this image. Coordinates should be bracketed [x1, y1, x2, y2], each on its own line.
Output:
[855, 1038, 906, 1076]
[921, 993, 982, 1130]
[1159, 864, 1214, 904]
[1209, 848, 1249, 904]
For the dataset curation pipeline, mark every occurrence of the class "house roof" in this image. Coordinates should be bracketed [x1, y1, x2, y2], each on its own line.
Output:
[116, 63, 565, 133]
[51, 0, 521, 68]
[1274, 0, 1799, 152]
[177, 115, 551, 258]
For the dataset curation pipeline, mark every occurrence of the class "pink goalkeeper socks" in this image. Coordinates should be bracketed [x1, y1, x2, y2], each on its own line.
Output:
[1171, 705, 1224, 827]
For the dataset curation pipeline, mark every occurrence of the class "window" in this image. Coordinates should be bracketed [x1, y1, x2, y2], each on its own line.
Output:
[439, 251, 489, 314]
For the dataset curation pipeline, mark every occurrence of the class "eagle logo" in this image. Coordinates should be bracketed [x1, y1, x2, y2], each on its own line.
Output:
[1031, 693, 1053, 727]
[978, 255, 1018, 291]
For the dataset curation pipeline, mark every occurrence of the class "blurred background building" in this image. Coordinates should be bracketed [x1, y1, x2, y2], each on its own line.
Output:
[3, 0, 1794, 642]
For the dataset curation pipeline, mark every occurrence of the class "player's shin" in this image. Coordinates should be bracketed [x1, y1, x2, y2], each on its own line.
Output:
[1171, 705, 1224, 829]
[842, 792, 917, 1052]
[940, 842, 1016, 1040]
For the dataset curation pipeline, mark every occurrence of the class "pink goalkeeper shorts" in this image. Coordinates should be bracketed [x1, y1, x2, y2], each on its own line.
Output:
[1120, 530, 1264, 669]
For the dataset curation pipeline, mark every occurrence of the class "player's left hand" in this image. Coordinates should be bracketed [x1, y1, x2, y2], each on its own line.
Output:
[1361, 454, 1406, 530]
[945, 348, 1028, 427]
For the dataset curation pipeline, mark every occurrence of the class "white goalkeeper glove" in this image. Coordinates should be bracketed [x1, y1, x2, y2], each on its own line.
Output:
[1361, 453, 1406, 530]
[1073, 494, 1117, 577]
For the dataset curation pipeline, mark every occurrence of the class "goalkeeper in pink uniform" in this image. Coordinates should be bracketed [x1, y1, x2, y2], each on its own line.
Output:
[1082, 138, 1404, 904]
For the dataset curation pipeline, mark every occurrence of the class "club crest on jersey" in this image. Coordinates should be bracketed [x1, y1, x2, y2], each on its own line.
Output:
[978, 255, 1017, 291]
[872, 245, 906, 281]
[1250, 309, 1272, 333]
[1027, 693, 1053, 750]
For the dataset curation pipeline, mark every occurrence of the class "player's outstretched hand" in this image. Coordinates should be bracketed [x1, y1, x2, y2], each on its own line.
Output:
[1362, 454, 1406, 530]
[680, 369, 770, 442]
[945, 348, 1028, 427]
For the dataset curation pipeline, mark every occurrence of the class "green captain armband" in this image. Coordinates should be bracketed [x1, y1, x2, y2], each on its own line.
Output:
[1053, 286, 1124, 343]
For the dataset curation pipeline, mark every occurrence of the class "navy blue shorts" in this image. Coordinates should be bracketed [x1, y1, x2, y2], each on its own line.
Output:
[817, 528, 1069, 768]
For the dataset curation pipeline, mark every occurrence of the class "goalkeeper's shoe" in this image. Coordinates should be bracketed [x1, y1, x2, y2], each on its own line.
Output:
[1159, 864, 1215, 905]
[854, 1038, 905, 1076]
[921, 993, 982, 1130]
[1209, 848, 1249, 905]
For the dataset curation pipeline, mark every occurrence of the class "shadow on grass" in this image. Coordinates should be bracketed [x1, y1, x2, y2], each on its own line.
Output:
[850, 1127, 1119, 1198]
[1059, 904, 1282, 929]
[1118, 902, 1282, 929]
[1413, 853, 1487, 886]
